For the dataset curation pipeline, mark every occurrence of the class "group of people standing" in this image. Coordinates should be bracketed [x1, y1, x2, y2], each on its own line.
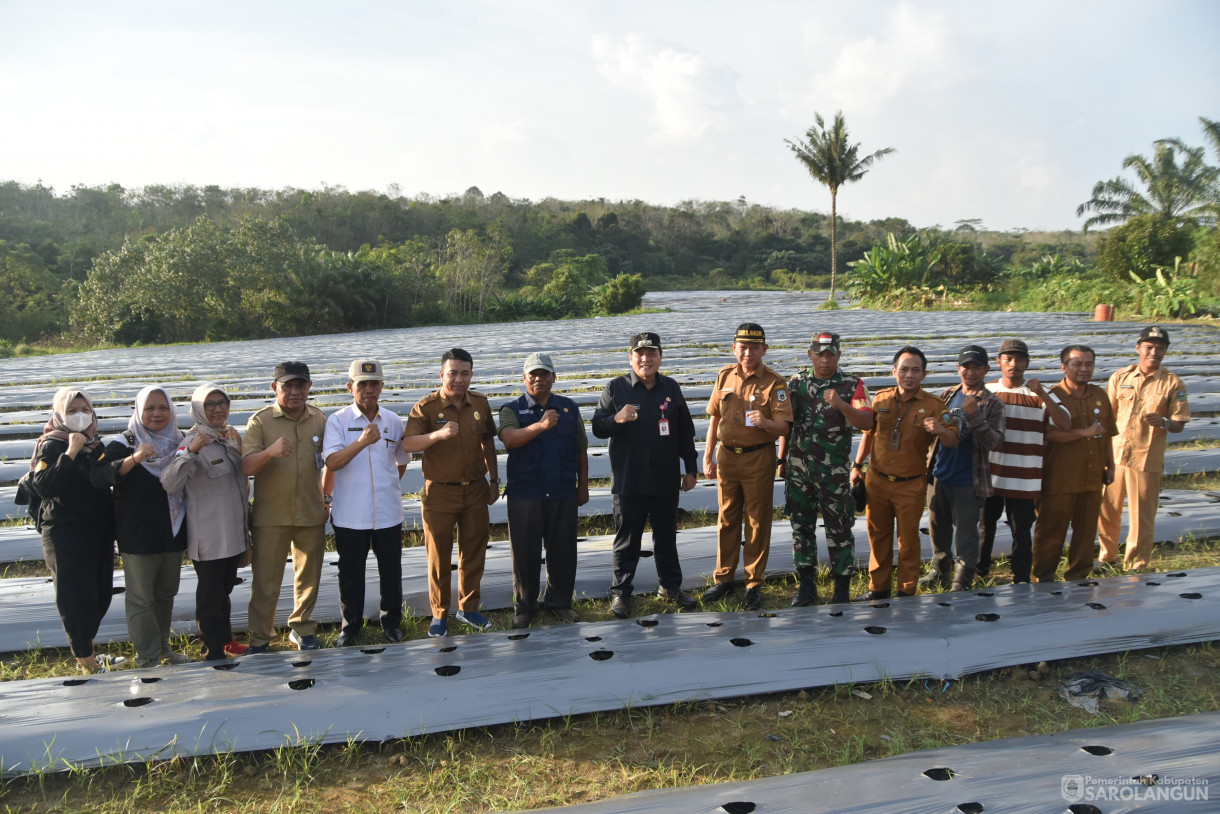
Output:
[26, 323, 1190, 671]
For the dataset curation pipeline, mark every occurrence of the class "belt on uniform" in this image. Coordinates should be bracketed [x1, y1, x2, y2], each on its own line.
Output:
[433, 480, 477, 487]
[721, 442, 773, 454]
[871, 468, 922, 483]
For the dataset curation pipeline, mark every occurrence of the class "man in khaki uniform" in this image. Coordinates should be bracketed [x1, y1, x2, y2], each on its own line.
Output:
[851, 346, 959, 600]
[1098, 326, 1190, 572]
[404, 348, 500, 637]
[702, 323, 793, 611]
[1032, 345, 1116, 582]
[242, 361, 328, 652]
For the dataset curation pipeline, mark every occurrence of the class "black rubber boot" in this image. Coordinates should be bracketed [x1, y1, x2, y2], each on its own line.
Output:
[791, 567, 818, 606]
[831, 575, 852, 604]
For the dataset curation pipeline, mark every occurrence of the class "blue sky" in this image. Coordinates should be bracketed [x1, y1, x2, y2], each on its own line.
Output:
[2, 1, 1216, 231]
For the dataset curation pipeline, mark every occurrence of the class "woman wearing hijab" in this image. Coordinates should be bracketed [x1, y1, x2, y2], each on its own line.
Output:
[161, 384, 250, 660]
[29, 387, 123, 673]
[93, 385, 188, 668]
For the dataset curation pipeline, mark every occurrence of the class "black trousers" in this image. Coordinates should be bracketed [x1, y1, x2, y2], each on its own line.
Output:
[506, 496, 578, 612]
[610, 493, 683, 598]
[193, 553, 243, 660]
[334, 524, 404, 634]
[42, 528, 114, 659]
[979, 496, 1037, 582]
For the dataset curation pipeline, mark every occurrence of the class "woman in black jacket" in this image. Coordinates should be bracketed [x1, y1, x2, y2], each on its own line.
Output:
[93, 385, 188, 668]
[29, 388, 123, 673]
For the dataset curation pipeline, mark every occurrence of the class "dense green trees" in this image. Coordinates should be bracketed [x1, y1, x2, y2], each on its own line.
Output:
[785, 111, 894, 303]
[0, 181, 904, 343]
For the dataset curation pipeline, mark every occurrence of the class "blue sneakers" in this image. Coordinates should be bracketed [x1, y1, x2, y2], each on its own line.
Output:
[427, 617, 448, 638]
[288, 630, 320, 650]
[455, 610, 493, 631]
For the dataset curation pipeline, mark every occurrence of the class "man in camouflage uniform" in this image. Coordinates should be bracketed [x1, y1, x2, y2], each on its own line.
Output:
[778, 331, 874, 605]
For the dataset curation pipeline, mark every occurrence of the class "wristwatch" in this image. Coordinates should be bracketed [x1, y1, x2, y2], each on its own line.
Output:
[323, 495, 333, 506]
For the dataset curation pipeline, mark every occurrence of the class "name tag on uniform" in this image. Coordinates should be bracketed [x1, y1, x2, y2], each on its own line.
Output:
[658, 419, 670, 436]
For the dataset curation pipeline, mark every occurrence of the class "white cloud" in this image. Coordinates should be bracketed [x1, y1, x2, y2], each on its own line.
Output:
[591, 33, 738, 139]
[797, 3, 954, 117]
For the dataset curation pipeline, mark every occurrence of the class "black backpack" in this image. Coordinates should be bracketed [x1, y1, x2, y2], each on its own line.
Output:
[14, 469, 43, 531]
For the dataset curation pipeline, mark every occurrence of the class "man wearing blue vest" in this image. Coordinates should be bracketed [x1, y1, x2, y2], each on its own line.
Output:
[499, 352, 590, 629]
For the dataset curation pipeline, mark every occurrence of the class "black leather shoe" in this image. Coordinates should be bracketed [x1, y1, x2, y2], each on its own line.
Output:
[336, 630, 357, 647]
[550, 607, 580, 623]
[854, 589, 891, 602]
[743, 586, 763, 610]
[611, 595, 630, 619]
[659, 587, 697, 609]
[512, 613, 532, 629]
[702, 582, 733, 602]
[383, 626, 404, 643]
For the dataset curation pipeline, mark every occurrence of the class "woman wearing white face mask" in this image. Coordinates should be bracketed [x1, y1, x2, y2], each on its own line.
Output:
[29, 387, 124, 674]
[93, 386, 188, 668]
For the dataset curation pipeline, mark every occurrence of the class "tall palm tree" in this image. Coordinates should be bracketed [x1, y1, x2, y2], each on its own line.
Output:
[1076, 139, 1217, 231]
[785, 112, 894, 302]
[1160, 116, 1220, 226]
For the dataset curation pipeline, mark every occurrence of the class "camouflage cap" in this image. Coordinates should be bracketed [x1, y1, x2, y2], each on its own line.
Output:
[809, 331, 841, 354]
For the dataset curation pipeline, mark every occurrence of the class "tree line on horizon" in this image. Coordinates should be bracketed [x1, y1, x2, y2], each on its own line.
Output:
[0, 179, 1094, 347]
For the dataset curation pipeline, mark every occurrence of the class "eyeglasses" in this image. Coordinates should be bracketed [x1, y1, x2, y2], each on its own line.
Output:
[203, 401, 230, 411]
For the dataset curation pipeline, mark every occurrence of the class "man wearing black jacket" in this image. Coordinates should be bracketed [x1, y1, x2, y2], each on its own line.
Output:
[592, 332, 699, 618]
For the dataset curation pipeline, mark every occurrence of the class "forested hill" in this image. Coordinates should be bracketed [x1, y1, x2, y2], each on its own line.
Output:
[0, 181, 1088, 345]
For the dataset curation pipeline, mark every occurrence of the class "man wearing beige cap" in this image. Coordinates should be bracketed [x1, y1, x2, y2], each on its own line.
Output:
[702, 323, 793, 611]
[323, 359, 411, 646]
[499, 352, 590, 629]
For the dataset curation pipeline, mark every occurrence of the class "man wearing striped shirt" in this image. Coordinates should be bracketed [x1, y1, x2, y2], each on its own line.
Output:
[978, 339, 1070, 583]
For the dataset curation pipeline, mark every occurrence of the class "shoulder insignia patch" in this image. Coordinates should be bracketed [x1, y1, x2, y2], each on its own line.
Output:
[777, 389, 788, 402]
[36, 460, 48, 472]
[1177, 390, 1187, 402]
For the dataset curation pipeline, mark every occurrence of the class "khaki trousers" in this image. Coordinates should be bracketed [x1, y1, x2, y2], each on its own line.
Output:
[714, 445, 776, 589]
[247, 524, 326, 647]
[864, 472, 926, 595]
[422, 480, 490, 619]
[1098, 465, 1161, 571]
[1032, 489, 1103, 582]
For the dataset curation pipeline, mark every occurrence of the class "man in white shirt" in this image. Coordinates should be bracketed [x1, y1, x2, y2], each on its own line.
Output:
[323, 359, 411, 646]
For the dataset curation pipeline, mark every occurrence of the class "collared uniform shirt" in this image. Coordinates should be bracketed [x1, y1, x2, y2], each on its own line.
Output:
[1043, 381, 1116, 494]
[591, 371, 697, 496]
[405, 390, 497, 483]
[324, 404, 411, 530]
[243, 402, 327, 527]
[1107, 364, 1190, 473]
[865, 387, 957, 478]
[707, 362, 794, 448]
